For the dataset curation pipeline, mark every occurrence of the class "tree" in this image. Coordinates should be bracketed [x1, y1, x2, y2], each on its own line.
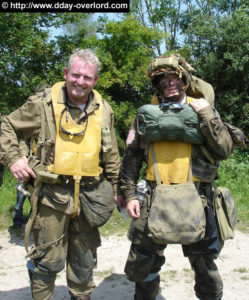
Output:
[0, 13, 87, 114]
[180, 2, 249, 132]
[130, 0, 183, 54]
[94, 15, 163, 152]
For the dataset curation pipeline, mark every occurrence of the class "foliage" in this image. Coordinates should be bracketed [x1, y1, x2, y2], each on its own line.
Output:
[130, 0, 182, 54]
[0, 169, 30, 230]
[94, 16, 159, 151]
[0, 13, 88, 114]
[0, 13, 54, 113]
[180, 5, 249, 133]
[217, 147, 249, 231]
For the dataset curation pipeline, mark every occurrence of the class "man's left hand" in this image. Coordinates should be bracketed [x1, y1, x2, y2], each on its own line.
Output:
[114, 194, 126, 211]
[190, 98, 210, 112]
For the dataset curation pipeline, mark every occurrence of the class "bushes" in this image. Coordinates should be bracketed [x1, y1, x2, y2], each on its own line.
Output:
[217, 147, 249, 231]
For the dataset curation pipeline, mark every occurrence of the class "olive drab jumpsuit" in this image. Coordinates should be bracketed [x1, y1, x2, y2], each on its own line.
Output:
[121, 94, 234, 300]
[0, 82, 121, 300]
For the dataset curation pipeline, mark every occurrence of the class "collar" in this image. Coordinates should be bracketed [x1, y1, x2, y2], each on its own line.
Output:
[180, 93, 186, 105]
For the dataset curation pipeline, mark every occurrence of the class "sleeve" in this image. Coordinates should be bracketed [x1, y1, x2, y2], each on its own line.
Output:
[197, 106, 234, 160]
[19, 139, 31, 157]
[120, 118, 146, 202]
[101, 101, 121, 196]
[0, 99, 41, 168]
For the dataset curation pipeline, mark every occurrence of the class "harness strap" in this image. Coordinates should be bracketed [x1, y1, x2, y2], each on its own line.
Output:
[72, 175, 81, 218]
[24, 184, 42, 253]
[25, 233, 65, 259]
[42, 94, 56, 140]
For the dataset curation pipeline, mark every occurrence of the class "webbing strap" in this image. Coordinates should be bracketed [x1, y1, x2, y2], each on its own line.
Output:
[42, 95, 56, 140]
[150, 143, 161, 186]
[24, 185, 42, 253]
[72, 175, 81, 218]
[25, 233, 65, 259]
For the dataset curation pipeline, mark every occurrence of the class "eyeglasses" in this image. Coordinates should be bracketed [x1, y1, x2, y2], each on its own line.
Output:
[159, 102, 183, 112]
[59, 106, 88, 136]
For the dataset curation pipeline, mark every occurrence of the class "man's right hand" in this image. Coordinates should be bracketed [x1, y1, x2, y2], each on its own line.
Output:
[9, 156, 36, 181]
[126, 199, 140, 219]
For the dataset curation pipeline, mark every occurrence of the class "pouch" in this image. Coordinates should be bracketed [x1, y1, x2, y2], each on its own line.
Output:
[224, 122, 247, 149]
[148, 182, 206, 245]
[214, 186, 237, 241]
[80, 180, 114, 228]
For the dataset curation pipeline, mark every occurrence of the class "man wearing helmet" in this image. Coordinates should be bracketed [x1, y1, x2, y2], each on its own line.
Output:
[121, 54, 236, 300]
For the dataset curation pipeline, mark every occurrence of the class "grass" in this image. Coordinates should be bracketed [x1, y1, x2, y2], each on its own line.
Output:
[0, 147, 248, 235]
[0, 170, 30, 230]
[216, 148, 249, 232]
[233, 267, 249, 274]
[233, 267, 249, 280]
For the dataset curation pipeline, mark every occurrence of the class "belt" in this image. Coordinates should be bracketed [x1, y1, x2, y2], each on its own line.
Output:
[59, 173, 104, 188]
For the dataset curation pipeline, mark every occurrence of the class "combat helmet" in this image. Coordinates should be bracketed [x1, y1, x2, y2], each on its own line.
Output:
[147, 54, 194, 93]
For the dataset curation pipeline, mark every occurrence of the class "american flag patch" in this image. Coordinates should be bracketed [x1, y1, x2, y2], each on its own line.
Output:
[126, 129, 136, 145]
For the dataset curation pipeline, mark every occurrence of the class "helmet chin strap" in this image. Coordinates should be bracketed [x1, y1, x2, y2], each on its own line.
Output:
[164, 95, 181, 103]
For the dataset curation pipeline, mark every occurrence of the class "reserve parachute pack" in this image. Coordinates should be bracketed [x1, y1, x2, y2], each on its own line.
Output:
[137, 97, 205, 144]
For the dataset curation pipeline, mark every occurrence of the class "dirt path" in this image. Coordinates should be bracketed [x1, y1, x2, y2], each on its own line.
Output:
[0, 229, 249, 299]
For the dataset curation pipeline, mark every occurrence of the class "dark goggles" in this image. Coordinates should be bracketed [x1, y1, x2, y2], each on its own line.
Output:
[159, 102, 183, 112]
[59, 106, 88, 136]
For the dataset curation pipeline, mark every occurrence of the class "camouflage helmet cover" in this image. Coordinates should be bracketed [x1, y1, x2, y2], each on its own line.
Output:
[148, 54, 194, 88]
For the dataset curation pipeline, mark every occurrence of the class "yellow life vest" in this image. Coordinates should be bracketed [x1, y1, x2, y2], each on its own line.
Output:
[146, 96, 200, 184]
[50, 81, 103, 217]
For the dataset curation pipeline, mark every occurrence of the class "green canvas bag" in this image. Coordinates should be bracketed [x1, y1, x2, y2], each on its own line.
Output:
[214, 185, 237, 241]
[137, 103, 204, 144]
[80, 179, 114, 228]
[147, 144, 206, 245]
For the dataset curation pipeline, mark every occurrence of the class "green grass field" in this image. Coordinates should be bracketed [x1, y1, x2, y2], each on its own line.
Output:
[0, 148, 248, 234]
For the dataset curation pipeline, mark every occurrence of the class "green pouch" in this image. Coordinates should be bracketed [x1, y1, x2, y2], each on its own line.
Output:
[80, 180, 114, 228]
[137, 104, 204, 144]
[214, 186, 237, 241]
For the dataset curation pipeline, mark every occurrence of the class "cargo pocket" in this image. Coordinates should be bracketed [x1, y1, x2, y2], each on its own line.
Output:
[71, 230, 101, 251]
[125, 244, 157, 282]
[69, 215, 101, 251]
[40, 183, 71, 213]
[32, 215, 44, 250]
[132, 197, 149, 233]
